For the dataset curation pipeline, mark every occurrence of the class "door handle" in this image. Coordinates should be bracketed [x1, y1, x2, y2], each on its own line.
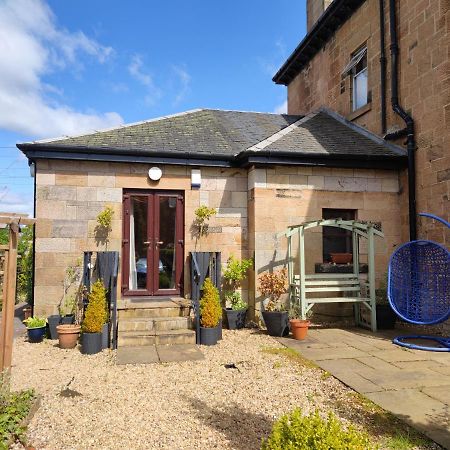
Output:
[156, 241, 164, 246]
[143, 241, 151, 245]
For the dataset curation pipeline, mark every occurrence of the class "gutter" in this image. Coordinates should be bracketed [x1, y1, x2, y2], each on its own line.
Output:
[389, 0, 417, 240]
[379, 0, 387, 134]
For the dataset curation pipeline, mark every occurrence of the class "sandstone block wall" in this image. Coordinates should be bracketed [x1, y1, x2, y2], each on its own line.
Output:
[287, 0, 449, 247]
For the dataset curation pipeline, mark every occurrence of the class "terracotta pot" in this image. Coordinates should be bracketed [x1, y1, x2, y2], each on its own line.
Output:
[289, 319, 310, 340]
[330, 253, 353, 264]
[56, 324, 81, 349]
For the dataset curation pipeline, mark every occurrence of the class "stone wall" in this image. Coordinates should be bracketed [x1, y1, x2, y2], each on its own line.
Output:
[34, 160, 248, 316]
[248, 165, 403, 319]
[287, 0, 449, 247]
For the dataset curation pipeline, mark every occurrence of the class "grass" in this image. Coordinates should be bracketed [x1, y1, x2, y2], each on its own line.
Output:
[261, 346, 319, 370]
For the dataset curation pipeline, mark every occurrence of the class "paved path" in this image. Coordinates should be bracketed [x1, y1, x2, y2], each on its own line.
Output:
[278, 328, 450, 449]
[116, 344, 204, 365]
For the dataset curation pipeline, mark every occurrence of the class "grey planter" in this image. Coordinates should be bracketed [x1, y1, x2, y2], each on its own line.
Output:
[200, 326, 220, 346]
[262, 311, 289, 337]
[47, 315, 61, 340]
[224, 308, 247, 330]
[81, 332, 102, 355]
[102, 323, 109, 349]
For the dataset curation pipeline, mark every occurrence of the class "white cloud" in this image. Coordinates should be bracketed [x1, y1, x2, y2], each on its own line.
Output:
[274, 100, 287, 114]
[128, 54, 161, 105]
[0, 189, 34, 217]
[0, 0, 123, 139]
[172, 65, 191, 105]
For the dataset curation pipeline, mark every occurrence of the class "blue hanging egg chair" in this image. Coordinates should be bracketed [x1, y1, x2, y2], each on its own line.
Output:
[388, 213, 450, 351]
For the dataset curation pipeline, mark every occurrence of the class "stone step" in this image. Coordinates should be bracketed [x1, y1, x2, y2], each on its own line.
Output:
[118, 306, 189, 319]
[118, 329, 196, 347]
[118, 317, 192, 332]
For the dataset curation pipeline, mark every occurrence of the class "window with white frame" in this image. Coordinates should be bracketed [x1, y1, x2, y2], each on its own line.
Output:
[342, 46, 368, 111]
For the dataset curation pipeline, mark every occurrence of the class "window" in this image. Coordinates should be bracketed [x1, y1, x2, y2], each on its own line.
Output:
[342, 46, 368, 111]
[322, 209, 356, 262]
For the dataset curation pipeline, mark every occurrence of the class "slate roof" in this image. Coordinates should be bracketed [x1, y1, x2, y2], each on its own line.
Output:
[18, 108, 406, 167]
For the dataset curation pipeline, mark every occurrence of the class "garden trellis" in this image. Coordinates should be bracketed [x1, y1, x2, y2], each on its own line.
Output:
[279, 219, 384, 332]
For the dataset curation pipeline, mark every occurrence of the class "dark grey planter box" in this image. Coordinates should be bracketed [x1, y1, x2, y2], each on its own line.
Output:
[224, 308, 247, 330]
[200, 326, 220, 346]
[102, 323, 109, 349]
[262, 311, 289, 337]
[47, 315, 60, 340]
[81, 332, 102, 355]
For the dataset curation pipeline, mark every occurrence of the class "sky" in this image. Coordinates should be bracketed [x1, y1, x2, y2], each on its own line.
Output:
[0, 0, 307, 216]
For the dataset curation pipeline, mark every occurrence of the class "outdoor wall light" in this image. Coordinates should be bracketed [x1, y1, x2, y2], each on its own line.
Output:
[191, 169, 201, 189]
[148, 166, 162, 181]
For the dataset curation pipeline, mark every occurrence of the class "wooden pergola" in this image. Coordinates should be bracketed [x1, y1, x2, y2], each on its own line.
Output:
[0, 214, 36, 371]
[278, 219, 384, 332]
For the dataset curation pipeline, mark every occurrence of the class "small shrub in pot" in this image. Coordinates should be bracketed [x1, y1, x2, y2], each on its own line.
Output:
[199, 278, 222, 345]
[23, 317, 47, 343]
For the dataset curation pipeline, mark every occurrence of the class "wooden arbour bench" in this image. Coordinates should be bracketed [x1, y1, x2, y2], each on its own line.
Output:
[279, 219, 384, 332]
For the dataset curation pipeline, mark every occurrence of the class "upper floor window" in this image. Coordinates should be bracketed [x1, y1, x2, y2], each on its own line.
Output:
[342, 46, 368, 111]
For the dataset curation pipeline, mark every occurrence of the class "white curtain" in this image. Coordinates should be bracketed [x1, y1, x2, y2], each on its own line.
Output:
[129, 200, 137, 290]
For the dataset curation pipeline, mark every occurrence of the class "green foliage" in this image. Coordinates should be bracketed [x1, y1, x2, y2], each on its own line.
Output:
[224, 291, 247, 310]
[23, 316, 46, 329]
[223, 255, 252, 286]
[95, 206, 114, 249]
[0, 229, 8, 246]
[200, 277, 221, 328]
[193, 205, 216, 237]
[0, 374, 35, 450]
[262, 408, 374, 450]
[59, 295, 75, 316]
[82, 280, 107, 333]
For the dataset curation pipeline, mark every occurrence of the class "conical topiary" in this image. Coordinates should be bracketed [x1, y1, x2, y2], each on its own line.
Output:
[82, 279, 107, 333]
[200, 278, 221, 328]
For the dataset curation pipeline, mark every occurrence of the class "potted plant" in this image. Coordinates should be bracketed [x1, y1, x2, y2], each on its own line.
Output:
[259, 268, 289, 337]
[376, 275, 396, 329]
[222, 255, 253, 329]
[56, 323, 81, 349]
[81, 280, 107, 355]
[23, 317, 47, 343]
[199, 277, 222, 345]
[288, 305, 311, 340]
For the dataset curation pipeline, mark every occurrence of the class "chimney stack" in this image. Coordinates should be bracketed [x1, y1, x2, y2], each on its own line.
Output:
[307, 0, 333, 31]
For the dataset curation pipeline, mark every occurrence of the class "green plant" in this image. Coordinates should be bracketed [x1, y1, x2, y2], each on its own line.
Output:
[16, 226, 33, 303]
[23, 317, 46, 329]
[95, 206, 114, 249]
[193, 206, 216, 246]
[82, 280, 107, 333]
[258, 268, 288, 311]
[262, 408, 374, 450]
[199, 277, 221, 328]
[223, 255, 252, 309]
[225, 292, 247, 310]
[59, 260, 82, 319]
[288, 304, 312, 320]
[376, 272, 388, 305]
[0, 372, 35, 449]
[59, 295, 75, 316]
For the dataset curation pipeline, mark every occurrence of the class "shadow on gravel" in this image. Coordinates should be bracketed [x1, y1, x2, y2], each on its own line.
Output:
[185, 396, 273, 450]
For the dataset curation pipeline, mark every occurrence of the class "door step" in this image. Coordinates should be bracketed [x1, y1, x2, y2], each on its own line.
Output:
[119, 316, 192, 332]
[118, 329, 196, 347]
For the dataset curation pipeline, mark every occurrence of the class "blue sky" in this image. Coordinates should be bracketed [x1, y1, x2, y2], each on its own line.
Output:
[0, 0, 306, 216]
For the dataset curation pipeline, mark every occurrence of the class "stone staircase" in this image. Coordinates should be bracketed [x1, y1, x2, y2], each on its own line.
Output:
[117, 298, 195, 348]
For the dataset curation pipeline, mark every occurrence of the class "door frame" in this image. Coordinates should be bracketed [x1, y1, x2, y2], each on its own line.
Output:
[121, 189, 184, 297]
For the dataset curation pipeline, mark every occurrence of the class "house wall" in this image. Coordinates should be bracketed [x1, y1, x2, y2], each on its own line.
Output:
[33, 159, 402, 324]
[287, 0, 450, 248]
[33, 159, 248, 316]
[248, 165, 402, 319]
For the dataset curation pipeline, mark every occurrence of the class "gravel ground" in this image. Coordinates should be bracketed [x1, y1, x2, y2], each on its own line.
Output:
[10, 330, 438, 449]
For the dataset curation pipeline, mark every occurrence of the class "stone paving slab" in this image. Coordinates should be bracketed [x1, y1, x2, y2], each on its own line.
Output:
[277, 328, 450, 449]
[116, 344, 204, 365]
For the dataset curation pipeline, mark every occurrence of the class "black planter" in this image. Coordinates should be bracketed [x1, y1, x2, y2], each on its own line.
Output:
[200, 326, 220, 346]
[47, 315, 61, 339]
[81, 332, 102, 355]
[376, 304, 397, 330]
[27, 326, 46, 343]
[262, 311, 289, 337]
[60, 314, 75, 325]
[224, 308, 247, 330]
[102, 323, 109, 349]
[216, 320, 223, 340]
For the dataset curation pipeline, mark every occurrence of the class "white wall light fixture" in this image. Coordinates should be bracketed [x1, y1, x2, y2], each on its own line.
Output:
[191, 169, 201, 189]
[148, 166, 162, 181]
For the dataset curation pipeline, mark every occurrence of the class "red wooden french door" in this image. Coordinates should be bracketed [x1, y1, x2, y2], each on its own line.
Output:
[122, 190, 184, 296]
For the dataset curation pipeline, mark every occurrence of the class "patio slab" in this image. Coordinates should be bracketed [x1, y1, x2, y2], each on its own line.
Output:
[277, 328, 450, 449]
[116, 344, 203, 365]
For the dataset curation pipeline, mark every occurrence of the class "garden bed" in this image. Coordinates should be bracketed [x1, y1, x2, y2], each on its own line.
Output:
[10, 330, 438, 449]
